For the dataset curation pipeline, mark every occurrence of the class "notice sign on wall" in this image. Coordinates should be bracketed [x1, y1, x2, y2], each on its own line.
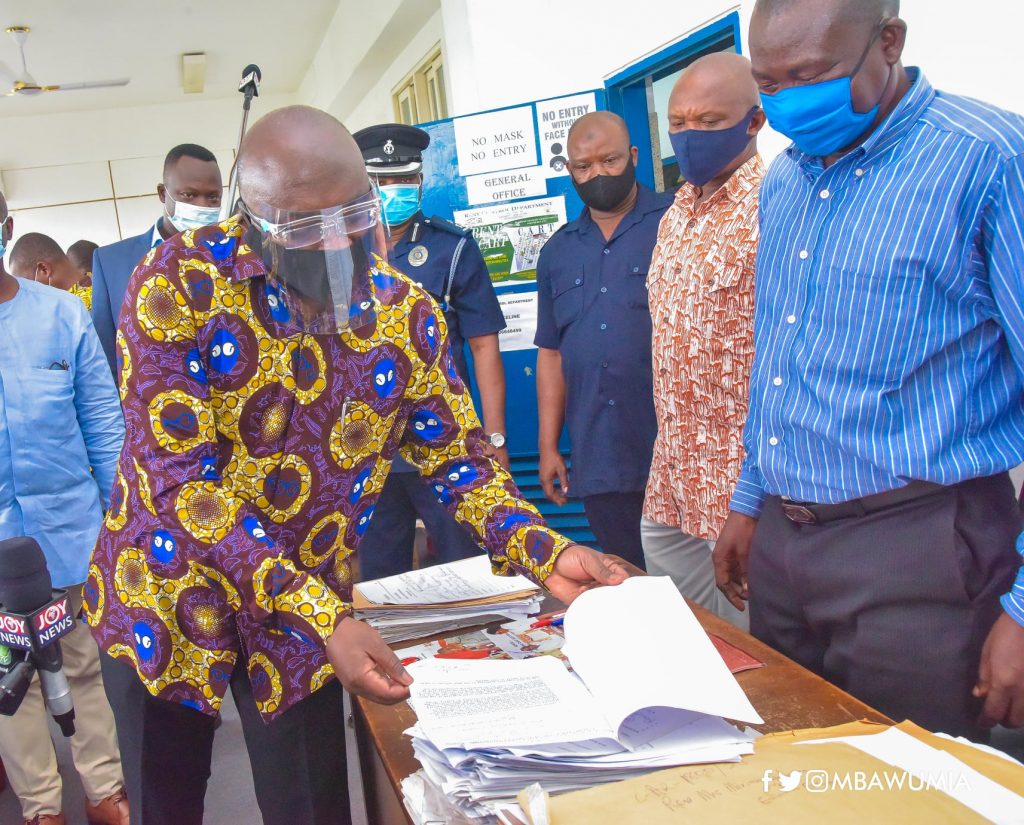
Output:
[535, 92, 597, 177]
[465, 166, 547, 206]
[497, 292, 539, 352]
[453, 106, 538, 177]
[454, 195, 567, 286]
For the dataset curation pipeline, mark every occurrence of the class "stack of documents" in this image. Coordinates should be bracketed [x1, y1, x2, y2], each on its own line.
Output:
[401, 576, 764, 823]
[354, 554, 543, 644]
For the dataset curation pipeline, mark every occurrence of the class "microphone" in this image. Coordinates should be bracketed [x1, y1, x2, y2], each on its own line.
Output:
[0, 537, 77, 736]
[239, 63, 261, 102]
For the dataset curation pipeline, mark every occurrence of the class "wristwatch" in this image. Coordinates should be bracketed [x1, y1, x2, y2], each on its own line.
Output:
[486, 432, 507, 449]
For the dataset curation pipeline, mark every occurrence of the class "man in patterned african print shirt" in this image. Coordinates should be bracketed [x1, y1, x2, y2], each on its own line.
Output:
[87, 106, 630, 825]
[9, 232, 92, 310]
[642, 54, 765, 630]
[67, 239, 98, 312]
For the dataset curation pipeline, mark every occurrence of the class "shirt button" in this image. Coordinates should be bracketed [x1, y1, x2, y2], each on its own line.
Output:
[688, 219, 697, 229]
[786, 314, 797, 324]
[600, 286, 608, 293]
[769, 436, 780, 446]
[602, 362, 609, 368]
[855, 168, 865, 177]
[632, 266, 640, 273]
[608, 399, 616, 406]
[575, 278, 582, 285]
[819, 189, 830, 199]
[603, 248, 610, 255]
[799, 250, 809, 260]
[773, 376, 783, 386]
[600, 323, 607, 330]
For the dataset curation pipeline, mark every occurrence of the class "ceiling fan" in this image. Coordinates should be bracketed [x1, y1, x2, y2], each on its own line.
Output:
[0, 25, 130, 97]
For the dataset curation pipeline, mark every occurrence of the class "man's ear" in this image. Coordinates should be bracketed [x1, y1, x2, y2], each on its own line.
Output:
[749, 108, 767, 136]
[630, 145, 640, 166]
[36, 261, 52, 284]
[157, 183, 167, 204]
[881, 17, 908, 65]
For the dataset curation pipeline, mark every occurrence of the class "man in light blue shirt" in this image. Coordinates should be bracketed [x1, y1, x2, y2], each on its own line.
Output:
[714, 0, 1024, 739]
[0, 191, 129, 825]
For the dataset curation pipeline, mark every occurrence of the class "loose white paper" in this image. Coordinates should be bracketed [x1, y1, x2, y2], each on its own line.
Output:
[465, 166, 547, 206]
[454, 106, 538, 176]
[497, 292, 539, 352]
[562, 576, 764, 729]
[355, 553, 536, 605]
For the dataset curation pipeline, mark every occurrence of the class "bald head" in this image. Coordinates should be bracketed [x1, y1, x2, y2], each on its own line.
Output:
[670, 52, 759, 127]
[750, 0, 907, 154]
[237, 106, 370, 216]
[10, 232, 79, 289]
[565, 111, 637, 192]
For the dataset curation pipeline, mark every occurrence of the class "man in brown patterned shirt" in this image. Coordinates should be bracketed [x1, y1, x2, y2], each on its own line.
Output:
[642, 53, 765, 627]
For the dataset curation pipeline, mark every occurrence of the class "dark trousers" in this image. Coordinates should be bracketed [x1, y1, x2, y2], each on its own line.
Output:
[358, 469, 483, 581]
[100, 653, 350, 825]
[749, 473, 1021, 740]
[582, 491, 647, 571]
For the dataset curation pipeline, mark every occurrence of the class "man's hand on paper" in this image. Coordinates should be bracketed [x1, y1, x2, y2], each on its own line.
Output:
[974, 612, 1024, 728]
[543, 544, 631, 604]
[327, 616, 413, 704]
[712, 512, 759, 611]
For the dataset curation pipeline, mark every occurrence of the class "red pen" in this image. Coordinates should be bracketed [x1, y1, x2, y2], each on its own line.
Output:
[530, 615, 566, 629]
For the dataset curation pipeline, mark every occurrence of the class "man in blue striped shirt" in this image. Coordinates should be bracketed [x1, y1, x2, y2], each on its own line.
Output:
[713, 0, 1024, 737]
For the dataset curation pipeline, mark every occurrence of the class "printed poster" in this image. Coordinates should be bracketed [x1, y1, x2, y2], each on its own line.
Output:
[453, 195, 567, 285]
[535, 92, 598, 177]
[497, 292, 539, 353]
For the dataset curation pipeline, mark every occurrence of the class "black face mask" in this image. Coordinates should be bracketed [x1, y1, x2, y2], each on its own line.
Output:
[571, 158, 637, 212]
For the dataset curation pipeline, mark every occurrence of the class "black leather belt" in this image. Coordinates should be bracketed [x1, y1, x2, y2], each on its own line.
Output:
[780, 481, 947, 525]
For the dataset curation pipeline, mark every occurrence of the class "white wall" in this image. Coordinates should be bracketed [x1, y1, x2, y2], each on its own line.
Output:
[1, 92, 294, 252]
[297, 0, 443, 132]
[440, 0, 1023, 163]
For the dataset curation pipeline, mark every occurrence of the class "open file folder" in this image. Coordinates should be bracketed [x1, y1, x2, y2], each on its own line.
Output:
[402, 577, 763, 822]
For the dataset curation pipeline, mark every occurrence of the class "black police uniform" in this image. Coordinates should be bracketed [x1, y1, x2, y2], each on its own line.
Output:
[353, 124, 507, 580]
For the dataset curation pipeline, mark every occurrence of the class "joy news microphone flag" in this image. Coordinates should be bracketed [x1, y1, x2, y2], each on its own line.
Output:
[0, 536, 77, 736]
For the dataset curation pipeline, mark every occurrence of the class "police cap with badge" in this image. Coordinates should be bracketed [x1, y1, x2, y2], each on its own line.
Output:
[353, 123, 431, 175]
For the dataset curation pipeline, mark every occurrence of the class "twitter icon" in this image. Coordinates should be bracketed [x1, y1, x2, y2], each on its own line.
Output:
[779, 771, 803, 793]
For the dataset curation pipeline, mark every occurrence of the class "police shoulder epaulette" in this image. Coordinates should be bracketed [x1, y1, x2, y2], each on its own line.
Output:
[424, 215, 471, 237]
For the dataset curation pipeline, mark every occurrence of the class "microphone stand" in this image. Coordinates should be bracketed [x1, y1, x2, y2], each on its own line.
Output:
[222, 64, 262, 221]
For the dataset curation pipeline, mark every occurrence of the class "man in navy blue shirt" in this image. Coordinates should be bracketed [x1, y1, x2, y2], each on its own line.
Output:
[353, 124, 509, 580]
[535, 112, 672, 570]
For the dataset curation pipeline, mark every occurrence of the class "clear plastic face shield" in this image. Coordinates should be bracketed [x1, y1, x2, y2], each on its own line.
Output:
[241, 189, 385, 334]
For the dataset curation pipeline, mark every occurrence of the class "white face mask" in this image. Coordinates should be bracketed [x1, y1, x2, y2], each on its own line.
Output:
[165, 196, 221, 232]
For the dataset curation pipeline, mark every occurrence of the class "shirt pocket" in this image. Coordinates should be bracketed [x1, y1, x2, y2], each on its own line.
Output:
[627, 261, 650, 309]
[551, 267, 585, 330]
[705, 260, 747, 293]
[809, 267, 924, 388]
[9, 367, 77, 442]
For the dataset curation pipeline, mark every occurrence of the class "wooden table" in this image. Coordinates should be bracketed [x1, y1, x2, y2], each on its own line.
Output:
[353, 603, 891, 824]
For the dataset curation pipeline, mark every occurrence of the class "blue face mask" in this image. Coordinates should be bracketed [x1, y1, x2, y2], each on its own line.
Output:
[379, 183, 421, 227]
[760, 24, 886, 157]
[669, 106, 758, 187]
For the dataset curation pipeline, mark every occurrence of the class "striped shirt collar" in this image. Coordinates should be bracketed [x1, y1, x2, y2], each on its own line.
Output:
[785, 67, 935, 171]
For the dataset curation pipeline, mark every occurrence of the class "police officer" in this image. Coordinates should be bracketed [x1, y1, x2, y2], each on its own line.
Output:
[353, 123, 509, 580]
